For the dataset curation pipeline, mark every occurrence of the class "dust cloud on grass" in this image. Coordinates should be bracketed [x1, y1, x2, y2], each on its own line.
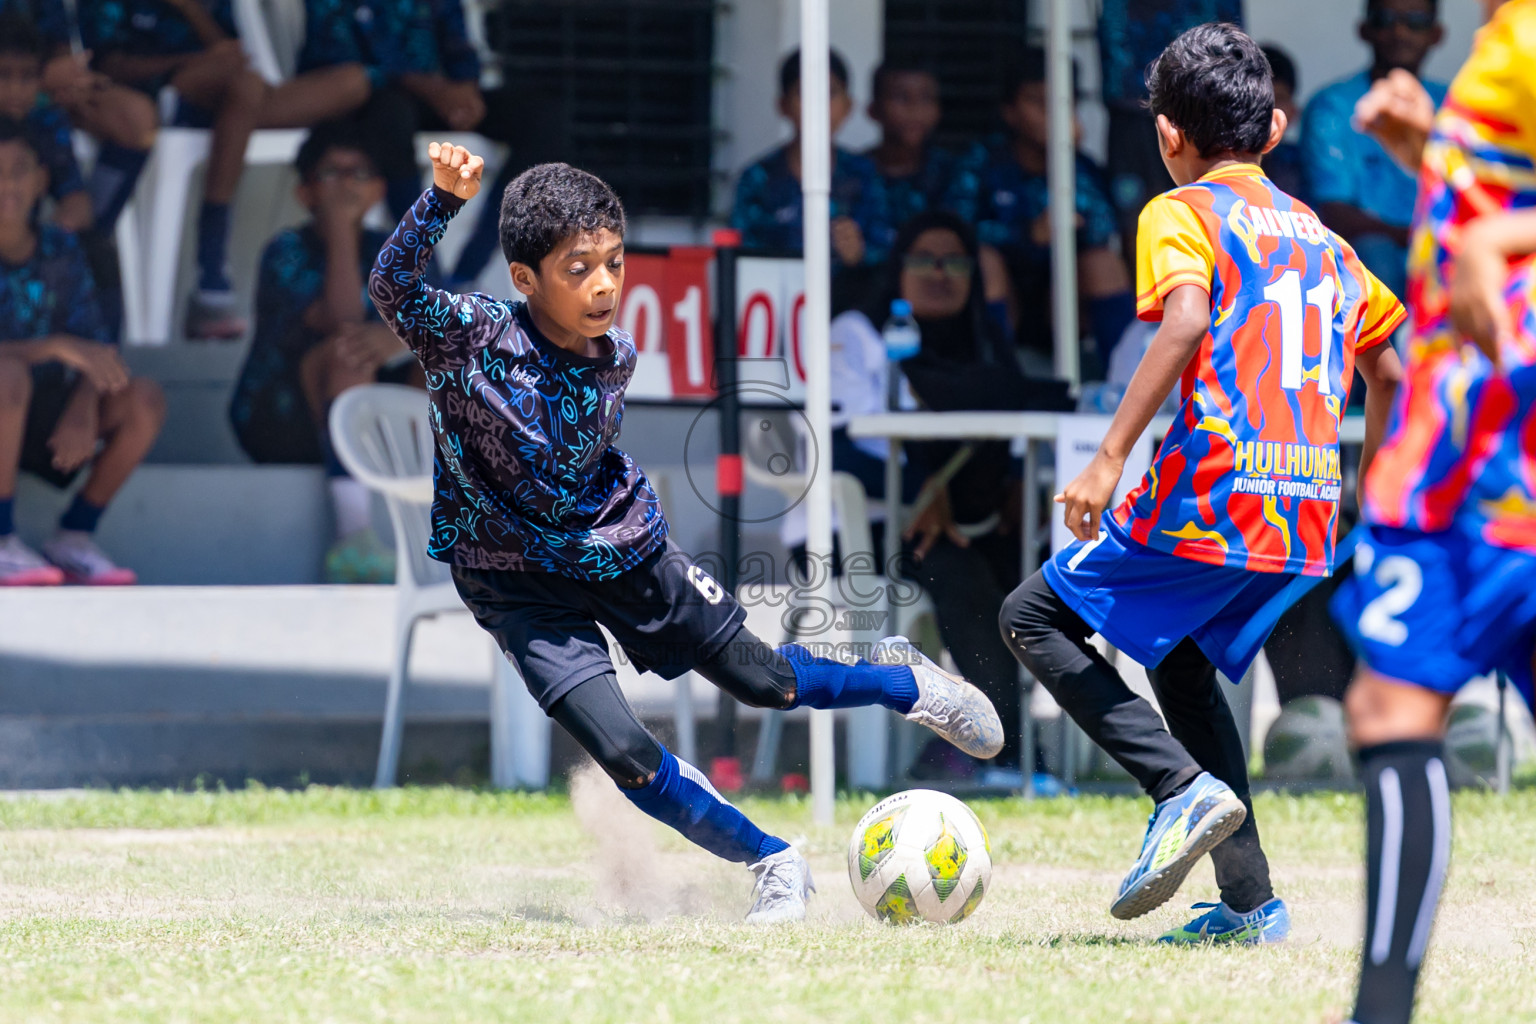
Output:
[568, 763, 739, 922]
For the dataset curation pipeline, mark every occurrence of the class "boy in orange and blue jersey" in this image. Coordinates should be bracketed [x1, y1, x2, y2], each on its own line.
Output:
[1000, 23, 1405, 940]
[1331, 3, 1535, 1020]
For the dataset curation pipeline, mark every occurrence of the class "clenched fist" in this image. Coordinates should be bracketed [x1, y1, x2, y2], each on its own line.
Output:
[429, 141, 484, 201]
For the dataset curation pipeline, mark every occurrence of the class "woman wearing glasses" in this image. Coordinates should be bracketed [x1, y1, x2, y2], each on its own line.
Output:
[803, 210, 1070, 786]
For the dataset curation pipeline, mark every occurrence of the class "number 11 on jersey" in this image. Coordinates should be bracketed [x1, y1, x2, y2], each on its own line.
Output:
[1264, 268, 1337, 395]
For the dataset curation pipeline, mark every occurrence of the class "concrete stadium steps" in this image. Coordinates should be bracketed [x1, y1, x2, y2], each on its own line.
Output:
[123, 342, 249, 465]
[14, 466, 330, 585]
[0, 587, 720, 788]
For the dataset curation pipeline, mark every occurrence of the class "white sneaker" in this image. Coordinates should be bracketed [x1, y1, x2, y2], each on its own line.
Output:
[185, 289, 247, 341]
[0, 534, 64, 586]
[745, 845, 814, 924]
[872, 635, 1005, 759]
[42, 531, 137, 585]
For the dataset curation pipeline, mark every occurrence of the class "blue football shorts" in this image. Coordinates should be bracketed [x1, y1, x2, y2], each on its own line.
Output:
[1043, 512, 1304, 683]
[1331, 518, 1536, 704]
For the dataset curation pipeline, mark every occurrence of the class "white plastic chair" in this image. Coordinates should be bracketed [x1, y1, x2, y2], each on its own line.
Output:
[329, 384, 550, 789]
[740, 412, 937, 788]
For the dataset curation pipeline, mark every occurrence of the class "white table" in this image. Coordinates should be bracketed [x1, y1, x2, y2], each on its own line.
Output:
[848, 410, 1371, 795]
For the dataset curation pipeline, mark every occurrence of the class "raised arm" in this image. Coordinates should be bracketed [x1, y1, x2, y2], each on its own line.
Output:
[368, 142, 489, 370]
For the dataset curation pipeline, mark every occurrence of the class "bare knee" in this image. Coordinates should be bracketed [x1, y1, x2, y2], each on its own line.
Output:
[120, 90, 160, 150]
[227, 68, 269, 112]
[0, 357, 32, 409]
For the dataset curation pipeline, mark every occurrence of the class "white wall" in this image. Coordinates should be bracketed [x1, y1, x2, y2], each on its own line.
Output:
[1246, 0, 1482, 104]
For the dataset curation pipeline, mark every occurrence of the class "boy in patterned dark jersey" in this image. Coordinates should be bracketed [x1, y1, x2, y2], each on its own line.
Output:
[0, 120, 164, 585]
[0, 17, 92, 233]
[370, 142, 1005, 923]
[80, 0, 372, 339]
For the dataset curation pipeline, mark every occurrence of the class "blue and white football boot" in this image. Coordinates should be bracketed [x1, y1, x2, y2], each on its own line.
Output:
[1157, 897, 1291, 944]
[1110, 771, 1247, 920]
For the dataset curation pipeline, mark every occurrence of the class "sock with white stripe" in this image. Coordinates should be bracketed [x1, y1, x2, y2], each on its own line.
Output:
[1353, 739, 1451, 1024]
[623, 747, 789, 864]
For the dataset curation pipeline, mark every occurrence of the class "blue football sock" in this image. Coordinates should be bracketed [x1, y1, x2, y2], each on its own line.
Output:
[985, 297, 1015, 347]
[196, 202, 231, 292]
[1088, 291, 1136, 362]
[779, 644, 918, 713]
[89, 144, 150, 230]
[623, 748, 788, 864]
[0, 496, 14, 536]
[320, 429, 347, 478]
[59, 494, 105, 534]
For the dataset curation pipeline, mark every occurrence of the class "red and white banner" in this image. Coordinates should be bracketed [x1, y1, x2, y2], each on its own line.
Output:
[733, 256, 807, 403]
[618, 252, 805, 403]
[615, 247, 716, 401]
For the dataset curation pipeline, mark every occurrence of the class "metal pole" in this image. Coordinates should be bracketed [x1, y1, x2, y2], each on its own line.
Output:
[1018, 439, 1040, 799]
[801, 0, 836, 827]
[712, 231, 742, 762]
[1046, 0, 1079, 388]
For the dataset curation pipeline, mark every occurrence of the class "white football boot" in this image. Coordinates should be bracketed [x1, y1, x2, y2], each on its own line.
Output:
[745, 845, 815, 924]
[872, 635, 1004, 759]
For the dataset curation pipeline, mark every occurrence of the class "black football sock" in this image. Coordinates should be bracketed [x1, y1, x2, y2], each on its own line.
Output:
[1148, 638, 1273, 912]
[1353, 740, 1451, 1024]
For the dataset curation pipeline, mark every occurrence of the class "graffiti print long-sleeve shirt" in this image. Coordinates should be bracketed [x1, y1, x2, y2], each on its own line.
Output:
[369, 187, 668, 579]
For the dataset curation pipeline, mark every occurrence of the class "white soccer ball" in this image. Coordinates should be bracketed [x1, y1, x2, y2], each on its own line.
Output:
[847, 789, 991, 925]
[1263, 695, 1356, 783]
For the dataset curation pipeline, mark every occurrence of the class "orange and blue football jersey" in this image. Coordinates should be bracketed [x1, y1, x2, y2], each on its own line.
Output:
[1117, 164, 1405, 576]
[1364, 0, 1536, 554]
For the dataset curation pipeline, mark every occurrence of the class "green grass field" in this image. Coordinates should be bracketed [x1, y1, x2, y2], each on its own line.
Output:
[1, 782, 1532, 1024]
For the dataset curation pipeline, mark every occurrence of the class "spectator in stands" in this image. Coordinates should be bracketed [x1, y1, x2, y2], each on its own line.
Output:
[0, 17, 91, 232]
[229, 122, 418, 584]
[1260, 44, 1307, 203]
[862, 59, 1015, 341]
[300, 0, 508, 221]
[976, 49, 1134, 375]
[79, 0, 373, 341]
[814, 210, 1071, 784]
[0, 1, 157, 233]
[0, 119, 164, 585]
[1099, 0, 1243, 257]
[1301, 0, 1446, 299]
[732, 49, 888, 270]
[862, 60, 977, 250]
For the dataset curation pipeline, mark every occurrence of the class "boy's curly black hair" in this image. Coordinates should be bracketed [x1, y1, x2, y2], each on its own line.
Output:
[0, 117, 41, 159]
[0, 14, 46, 61]
[498, 162, 626, 270]
[1147, 23, 1274, 159]
[779, 47, 851, 98]
[294, 119, 378, 182]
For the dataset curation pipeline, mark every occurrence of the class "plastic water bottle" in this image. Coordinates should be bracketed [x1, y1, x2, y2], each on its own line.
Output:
[882, 298, 921, 411]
